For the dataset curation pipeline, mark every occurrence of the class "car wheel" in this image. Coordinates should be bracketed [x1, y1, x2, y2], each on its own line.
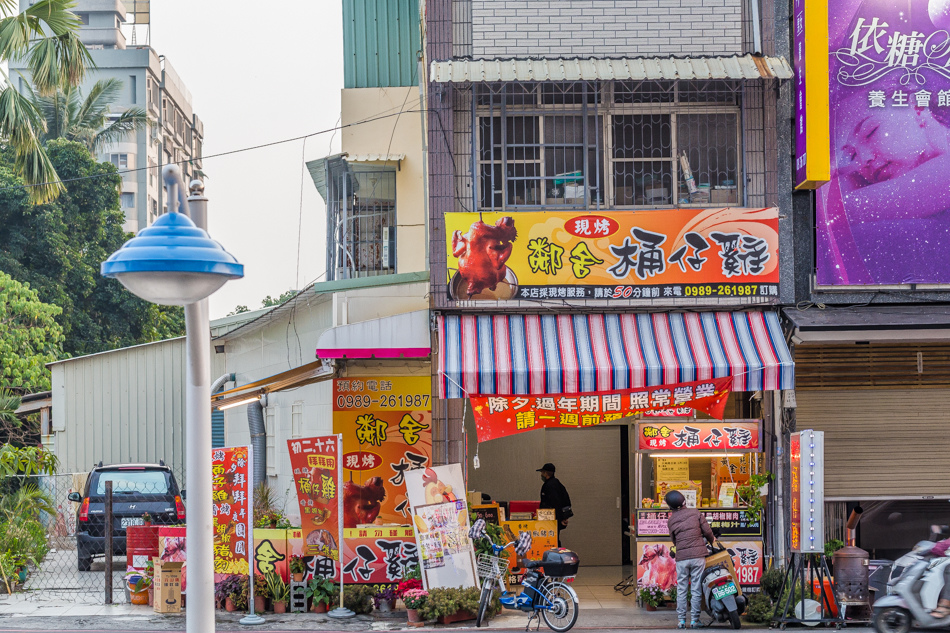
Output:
[78, 547, 92, 572]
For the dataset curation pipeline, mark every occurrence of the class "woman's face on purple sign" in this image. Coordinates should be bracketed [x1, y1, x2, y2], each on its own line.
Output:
[839, 96, 949, 187]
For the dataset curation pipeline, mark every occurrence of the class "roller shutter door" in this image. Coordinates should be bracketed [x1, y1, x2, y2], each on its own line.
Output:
[795, 389, 950, 500]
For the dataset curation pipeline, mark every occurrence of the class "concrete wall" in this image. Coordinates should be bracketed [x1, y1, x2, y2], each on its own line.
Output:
[470, 0, 744, 58]
[341, 86, 428, 275]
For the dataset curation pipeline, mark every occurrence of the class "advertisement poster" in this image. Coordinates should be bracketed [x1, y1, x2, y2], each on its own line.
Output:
[471, 377, 731, 442]
[211, 445, 252, 577]
[501, 520, 559, 575]
[638, 420, 760, 451]
[636, 509, 762, 538]
[445, 208, 779, 301]
[287, 435, 341, 581]
[333, 377, 432, 526]
[340, 526, 419, 584]
[158, 526, 187, 592]
[636, 540, 763, 589]
[713, 455, 753, 497]
[818, 0, 950, 285]
[405, 464, 478, 590]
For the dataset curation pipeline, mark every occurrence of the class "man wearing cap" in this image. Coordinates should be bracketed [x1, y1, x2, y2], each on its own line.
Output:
[538, 463, 572, 547]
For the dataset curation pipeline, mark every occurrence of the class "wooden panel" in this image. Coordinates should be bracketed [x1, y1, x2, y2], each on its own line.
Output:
[795, 343, 950, 390]
[796, 389, 950, 499]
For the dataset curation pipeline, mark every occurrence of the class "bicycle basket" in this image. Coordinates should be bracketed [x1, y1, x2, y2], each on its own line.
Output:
[477, 554, 508, 581]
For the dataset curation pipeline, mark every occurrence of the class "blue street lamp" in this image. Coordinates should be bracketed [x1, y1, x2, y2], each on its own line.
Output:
[102, 165, 243, 633]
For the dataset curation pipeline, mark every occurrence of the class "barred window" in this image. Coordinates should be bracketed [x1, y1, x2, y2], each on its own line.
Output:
[475, 81, 741, 211]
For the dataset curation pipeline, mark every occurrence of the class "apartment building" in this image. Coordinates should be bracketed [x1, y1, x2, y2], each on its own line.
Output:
[13, 0, 204, 233]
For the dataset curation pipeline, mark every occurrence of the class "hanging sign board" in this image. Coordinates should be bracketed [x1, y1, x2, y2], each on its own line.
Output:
[471, 377, 731, 442]
[638, 420, 760, 451]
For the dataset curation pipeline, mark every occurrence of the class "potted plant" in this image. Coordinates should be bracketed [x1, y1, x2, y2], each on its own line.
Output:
[265, 572, 290, 614]
[141, 512, 152, 527]
[143, 560, 155, 607]
[214, 578, 230, 610]
[402, 588, 428, 625]
[419, 586, 484, 624]
[254, 573, 269, 612]
[342, 584, 375, 615]
[306, 576, 337, 613]
[396, 576, 422, 599]
[223, 574, 249, 612]
[124, 570, 152, 606]
[290, 555, 306, 582]
[373, 585, 399, 612]
[638, 584, 664, 611]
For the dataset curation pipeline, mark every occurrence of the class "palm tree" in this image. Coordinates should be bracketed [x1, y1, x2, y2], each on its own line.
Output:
[0, 0, 93, 204]
[31, 78, 148, 153]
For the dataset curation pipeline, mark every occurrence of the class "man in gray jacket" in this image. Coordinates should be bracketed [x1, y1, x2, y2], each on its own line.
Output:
[665, 490, 716, 628]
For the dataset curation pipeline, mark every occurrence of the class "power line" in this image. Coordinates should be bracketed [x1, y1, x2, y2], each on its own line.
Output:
[0, 108, 424, 193]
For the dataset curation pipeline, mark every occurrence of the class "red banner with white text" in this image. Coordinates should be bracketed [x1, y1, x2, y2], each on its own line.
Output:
[470, 377, 731, 442]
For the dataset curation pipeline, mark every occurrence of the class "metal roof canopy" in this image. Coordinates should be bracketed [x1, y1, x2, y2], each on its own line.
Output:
[211, 360, 334, 409]
[784, 306, 950, 343]
[430, 54, 793, 83]
[316, 310, 430, 360]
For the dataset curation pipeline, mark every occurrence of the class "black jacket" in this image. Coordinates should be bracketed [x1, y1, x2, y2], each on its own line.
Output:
[540, 476, 573, 522]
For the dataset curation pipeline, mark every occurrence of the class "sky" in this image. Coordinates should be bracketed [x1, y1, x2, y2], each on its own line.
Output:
[144, 1, 345, 319]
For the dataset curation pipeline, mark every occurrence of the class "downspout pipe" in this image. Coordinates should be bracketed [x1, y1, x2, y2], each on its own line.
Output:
[248, 397, 266, 488]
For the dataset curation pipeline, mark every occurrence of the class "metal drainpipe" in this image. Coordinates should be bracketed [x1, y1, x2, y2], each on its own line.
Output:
[247, 398, 266, 488]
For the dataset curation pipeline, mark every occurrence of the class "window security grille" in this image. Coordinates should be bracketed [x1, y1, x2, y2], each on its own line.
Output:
[475, 81, 741, 211]
[325, 166, 397, 280]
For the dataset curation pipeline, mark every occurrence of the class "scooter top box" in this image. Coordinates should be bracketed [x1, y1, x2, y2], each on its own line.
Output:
[541, 548, 579, 576]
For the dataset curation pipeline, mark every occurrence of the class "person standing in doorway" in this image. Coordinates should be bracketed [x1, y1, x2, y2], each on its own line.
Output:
[666, 490, 715, 629]
[537, 463, 572, 547]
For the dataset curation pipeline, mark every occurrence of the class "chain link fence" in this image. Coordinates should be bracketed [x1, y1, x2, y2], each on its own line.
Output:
[4, 468, 186, 605]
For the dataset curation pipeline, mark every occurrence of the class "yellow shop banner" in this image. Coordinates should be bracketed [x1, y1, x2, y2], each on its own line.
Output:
[444, 208, 779, 301]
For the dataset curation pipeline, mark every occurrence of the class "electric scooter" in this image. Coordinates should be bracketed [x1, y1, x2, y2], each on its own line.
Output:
[700, 539, 746, 629]
[873, 526, 950, 633]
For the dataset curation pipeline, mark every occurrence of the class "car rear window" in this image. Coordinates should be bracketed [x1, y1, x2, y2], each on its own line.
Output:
[95, 471, 169, 495]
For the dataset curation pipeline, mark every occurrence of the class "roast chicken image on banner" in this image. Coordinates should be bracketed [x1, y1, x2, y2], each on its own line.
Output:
[341, 476, 387, 528]
[451, 216, 518, 297]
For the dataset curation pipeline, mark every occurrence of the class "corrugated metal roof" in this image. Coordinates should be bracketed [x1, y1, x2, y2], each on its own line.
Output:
[305, 154, 345, 203]
[343, 0, 421, 88]
[429, 55, 793, 83]
[344, 153, 406, 163]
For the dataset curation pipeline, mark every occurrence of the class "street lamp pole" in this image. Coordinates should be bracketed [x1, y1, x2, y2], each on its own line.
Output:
[180, 179, 214, 633]
[102, 165, 243, 633]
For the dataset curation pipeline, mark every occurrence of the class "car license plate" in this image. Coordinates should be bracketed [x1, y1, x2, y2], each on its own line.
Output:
[712, 583, 738, 600]
[121, 517, 144, 529]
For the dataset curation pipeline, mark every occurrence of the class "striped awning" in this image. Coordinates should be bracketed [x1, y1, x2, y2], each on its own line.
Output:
[437, 311, 793, 398]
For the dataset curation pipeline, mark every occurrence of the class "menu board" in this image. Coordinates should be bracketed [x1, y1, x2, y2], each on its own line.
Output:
[636, 509, 762, 537]
[656, 458, 689, 481]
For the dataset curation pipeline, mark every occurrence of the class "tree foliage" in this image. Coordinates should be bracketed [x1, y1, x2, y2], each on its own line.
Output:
[0, 140, 184, 357]
[0, 0, 94, 204]
[29, 78, 148, 152]
[0, 272, 63, 392]
[229, 290, 297, 316]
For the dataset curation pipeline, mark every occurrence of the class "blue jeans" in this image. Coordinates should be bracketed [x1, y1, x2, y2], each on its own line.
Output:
[675, 558, 705, 622]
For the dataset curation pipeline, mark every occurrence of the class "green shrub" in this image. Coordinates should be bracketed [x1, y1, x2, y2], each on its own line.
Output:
[343, 584, 374, 615]
[745, 592, 774, 623]
[760, 566, 785, 600]
[418, 586, 495, 621]
[825, 539, 845, 559]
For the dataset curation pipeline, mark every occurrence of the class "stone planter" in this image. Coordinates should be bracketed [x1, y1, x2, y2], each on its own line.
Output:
[438, 610, 475, 624]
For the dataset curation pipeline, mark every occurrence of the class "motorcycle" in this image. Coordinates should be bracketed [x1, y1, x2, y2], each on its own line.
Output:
[873, 525, 950, 633]
[700, 539, 746, 629]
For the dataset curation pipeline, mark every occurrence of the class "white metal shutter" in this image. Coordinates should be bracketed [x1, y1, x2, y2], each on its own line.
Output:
[795, 389, 950, 500]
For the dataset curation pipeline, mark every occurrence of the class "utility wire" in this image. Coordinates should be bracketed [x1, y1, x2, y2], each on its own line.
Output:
[0, 108, 425, 193]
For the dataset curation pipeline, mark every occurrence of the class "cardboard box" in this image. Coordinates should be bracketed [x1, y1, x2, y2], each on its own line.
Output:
[153, 559, 183, 613]
[711, 187, 738, 204]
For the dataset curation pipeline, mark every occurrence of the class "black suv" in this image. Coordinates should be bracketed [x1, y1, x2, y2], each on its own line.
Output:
[68, 463, 185, 571]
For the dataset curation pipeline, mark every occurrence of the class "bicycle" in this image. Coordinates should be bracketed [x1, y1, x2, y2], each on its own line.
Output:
[470, 520, 580, 632]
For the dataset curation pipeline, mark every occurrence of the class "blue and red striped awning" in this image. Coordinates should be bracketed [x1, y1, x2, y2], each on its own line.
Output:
[437, 311, 794, 398]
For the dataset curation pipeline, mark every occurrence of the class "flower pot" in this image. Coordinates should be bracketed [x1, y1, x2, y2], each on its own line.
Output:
[292, 572, 304, 582]
[226, 597, 237, 612]
[407, 608, 422, 623]
[645, 604, 657, 612]
[130, 589, 149, 606]
[16, 568, 27, 584]
[313, 600, 328, 613]
[437, 610, 475, 624]
[274, 601, 288, 614]
[269, 522, 278, 529]
[148, 586, 154, 607]
[254, 596, 266, 613]
[378, 599, 396, 613]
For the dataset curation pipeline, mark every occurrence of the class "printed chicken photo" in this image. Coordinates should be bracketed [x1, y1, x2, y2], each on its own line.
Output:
[451, 217, 518, 297]
[342, 477, 387, 528]
[638, 543, 677, 591]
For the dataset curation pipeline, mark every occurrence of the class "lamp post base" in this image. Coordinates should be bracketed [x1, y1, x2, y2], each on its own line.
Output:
[239, 614, 266, 626]
[328, 607, 356, 619]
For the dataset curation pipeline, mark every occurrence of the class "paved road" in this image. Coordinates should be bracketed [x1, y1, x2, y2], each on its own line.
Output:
[0, 629, 878, 633]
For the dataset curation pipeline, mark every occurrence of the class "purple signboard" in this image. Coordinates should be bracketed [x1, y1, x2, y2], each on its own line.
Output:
[817, 0, 950, 285]
[794, 0, 808, 185]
